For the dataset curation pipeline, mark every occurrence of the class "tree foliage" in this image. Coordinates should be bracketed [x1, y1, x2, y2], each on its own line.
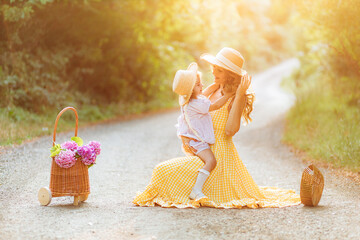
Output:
[292, 0, 360, 105]
[283, 0, 360, 169]
[0, 0, 293, 113]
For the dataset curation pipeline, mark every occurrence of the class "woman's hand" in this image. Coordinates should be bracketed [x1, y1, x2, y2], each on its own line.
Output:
[224, 74, 251, 136]
[236, 74, 252, 97]
[180, 136, 196, 156]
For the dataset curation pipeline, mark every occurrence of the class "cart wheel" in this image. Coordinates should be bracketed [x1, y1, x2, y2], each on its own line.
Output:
[73, 196, 80, 206]
[38, 187, 52, 206]
[80, 194, 89, 202]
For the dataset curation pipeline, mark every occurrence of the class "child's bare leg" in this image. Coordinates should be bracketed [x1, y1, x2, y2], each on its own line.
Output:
[196, 149, 217, 172]
[189, 149, 217, 199]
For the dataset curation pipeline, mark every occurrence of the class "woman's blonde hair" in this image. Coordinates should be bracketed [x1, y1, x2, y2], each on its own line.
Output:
[223, 70, 255, 125]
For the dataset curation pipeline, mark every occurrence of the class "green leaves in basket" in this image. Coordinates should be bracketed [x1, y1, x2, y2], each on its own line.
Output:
[50, 144, 61, 157]
[71, 136, 83, 146]
[87, 163, 95, 168]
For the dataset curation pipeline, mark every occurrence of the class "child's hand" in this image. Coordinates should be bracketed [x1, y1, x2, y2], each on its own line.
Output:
[224, 90, 235, 98]
[223, 87, 236, 98]
[212, 82, 220, 88]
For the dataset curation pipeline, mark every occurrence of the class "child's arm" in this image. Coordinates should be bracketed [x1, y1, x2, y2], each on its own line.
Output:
[209, 91, 233, 112]
[203, 83, 220, 97]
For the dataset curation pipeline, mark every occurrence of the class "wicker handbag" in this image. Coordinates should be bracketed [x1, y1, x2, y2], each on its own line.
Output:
[38, 107, 90, 206]
[300, 164, 324, 206]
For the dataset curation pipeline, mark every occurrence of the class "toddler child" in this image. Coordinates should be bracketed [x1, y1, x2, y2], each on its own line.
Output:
[172, 62, 233, 199]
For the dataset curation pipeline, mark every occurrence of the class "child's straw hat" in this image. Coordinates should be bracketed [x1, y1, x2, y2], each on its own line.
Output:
[200, 47, 247, 76]
[172, 62, 198, 106]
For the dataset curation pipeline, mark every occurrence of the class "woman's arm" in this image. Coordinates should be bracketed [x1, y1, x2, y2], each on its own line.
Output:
[203, 83, 219, 97]
[225, 74, 252, 136]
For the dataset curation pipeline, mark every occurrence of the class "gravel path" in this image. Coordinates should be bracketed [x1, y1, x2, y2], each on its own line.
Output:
[1, 59, 359, 240]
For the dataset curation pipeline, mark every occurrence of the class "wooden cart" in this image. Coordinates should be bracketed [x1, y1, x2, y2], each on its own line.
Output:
[38, 107, 90, 206]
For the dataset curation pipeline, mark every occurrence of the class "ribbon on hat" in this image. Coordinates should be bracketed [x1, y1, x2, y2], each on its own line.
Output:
[216, 53, 244, 75]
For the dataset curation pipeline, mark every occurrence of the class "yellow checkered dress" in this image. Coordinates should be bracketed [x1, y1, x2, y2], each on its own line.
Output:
[133, 99, 301, 208]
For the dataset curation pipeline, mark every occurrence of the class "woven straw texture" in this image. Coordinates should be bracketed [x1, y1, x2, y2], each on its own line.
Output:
[300, 164, 324, 206]
[50, 158, 90, 197]
[49, 107, 90, 197]
[133, 98, 301, 208]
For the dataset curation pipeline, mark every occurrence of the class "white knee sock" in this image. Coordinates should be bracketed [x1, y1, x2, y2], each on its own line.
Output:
[192, 169, 210, 195]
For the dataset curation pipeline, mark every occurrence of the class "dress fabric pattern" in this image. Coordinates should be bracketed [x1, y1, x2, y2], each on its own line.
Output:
[133, 99, 301, 208]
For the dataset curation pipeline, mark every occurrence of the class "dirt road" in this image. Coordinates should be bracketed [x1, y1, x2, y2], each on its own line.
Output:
[1, 59, 360, 240]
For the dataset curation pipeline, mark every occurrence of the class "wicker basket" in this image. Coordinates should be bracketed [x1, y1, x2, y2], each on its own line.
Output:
[300, 164, 324, 206]
[38, 107, 89, 206]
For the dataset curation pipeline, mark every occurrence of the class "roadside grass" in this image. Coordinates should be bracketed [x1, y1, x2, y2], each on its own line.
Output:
[0, 100, 177, 147]
[282, 73, 360, 172]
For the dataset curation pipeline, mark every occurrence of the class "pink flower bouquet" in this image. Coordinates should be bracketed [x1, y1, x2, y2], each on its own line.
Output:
[54, 149, 76, 168]
[50, 137, 101, 168]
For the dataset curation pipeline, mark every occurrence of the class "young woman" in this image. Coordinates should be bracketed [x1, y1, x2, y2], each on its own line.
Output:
[133, 47, 300, 208]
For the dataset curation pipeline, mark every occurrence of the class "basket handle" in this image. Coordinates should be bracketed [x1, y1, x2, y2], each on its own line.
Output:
[53, 107, 78, 146]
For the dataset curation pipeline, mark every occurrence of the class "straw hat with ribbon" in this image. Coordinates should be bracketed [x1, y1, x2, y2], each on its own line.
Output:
[200, 47, 247, 76]
[172, 62, 198, 106]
